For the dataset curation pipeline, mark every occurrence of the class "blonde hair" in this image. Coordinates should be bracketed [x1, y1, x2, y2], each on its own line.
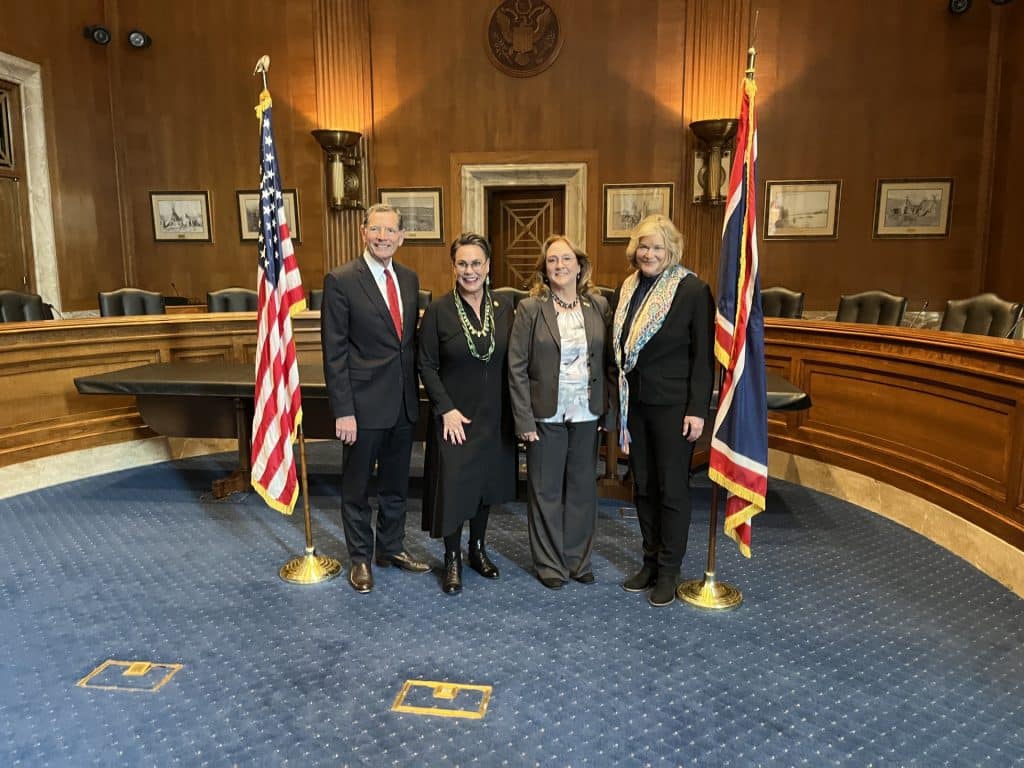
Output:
[624, 214, 684, 270]
[528, 235, 595, 298]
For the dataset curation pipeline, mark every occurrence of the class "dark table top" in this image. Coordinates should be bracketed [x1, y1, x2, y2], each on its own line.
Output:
[75, 362, 811, 412]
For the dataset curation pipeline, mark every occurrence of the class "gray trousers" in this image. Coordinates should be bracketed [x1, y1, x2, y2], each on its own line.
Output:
[525, 420, 600, 581]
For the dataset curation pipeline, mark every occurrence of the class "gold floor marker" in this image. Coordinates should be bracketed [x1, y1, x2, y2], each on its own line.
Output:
[391, 680, 492, 719]
[76, 659, 183, 693]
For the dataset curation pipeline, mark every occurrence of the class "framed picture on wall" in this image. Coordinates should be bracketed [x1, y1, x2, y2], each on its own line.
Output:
[602, 183, 674, 243]
[150, 191, 212, 242]
[872, 178, 953, 238]
[763, 180, 842, 240]
[378, 187, 444, 244]
[236, 189, 301, 243]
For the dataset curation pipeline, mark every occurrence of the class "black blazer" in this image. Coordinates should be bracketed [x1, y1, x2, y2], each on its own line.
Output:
[618, 275, 714, 422]
[508, 292, 615, 435]
[321, 256, 420, 429]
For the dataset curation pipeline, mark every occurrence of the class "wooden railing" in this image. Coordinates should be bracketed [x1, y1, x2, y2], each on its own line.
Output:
[765, 319, 1024, 552]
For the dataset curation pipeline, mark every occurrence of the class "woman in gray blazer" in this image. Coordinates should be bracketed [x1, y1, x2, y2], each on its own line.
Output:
[508, 235, 614, 589]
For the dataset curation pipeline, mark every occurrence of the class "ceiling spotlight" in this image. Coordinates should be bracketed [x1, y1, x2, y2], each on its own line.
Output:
[127, 29, 152, 49]
[83, 25, 111, 45]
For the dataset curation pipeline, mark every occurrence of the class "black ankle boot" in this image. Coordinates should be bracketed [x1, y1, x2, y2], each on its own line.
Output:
[648, 575, 678, 607]
[442, 551, 462, 594]
[622, 564, 657, 592]
[467, 540, 499, 578]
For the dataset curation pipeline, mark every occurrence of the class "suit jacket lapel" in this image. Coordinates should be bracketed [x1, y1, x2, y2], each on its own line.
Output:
[396, 264, 417, 344]
[540, 297, 561, 350]
[356, 259, 398, 338]
[492, 294, 510, 325]
[581, 297, 600, 350]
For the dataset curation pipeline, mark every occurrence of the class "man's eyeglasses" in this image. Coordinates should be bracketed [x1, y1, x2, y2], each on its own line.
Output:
[366, 225, 401, 236]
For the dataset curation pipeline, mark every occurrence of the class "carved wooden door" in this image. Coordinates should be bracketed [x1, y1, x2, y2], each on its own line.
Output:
[0, 79, 33, 292]
[486, 186, 564, 289]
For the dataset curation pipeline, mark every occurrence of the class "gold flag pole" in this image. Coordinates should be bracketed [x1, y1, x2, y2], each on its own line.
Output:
[677, 372, 742, 610]
[678, 40, 759, 611]
[248, 54, 340, 584]
[279, 423, 342, 583]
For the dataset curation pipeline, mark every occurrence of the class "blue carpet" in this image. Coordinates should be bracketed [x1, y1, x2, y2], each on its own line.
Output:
[1, 443, 1022, 767]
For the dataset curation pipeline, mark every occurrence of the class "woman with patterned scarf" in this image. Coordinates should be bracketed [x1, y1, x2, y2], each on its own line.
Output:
[613, 214, 714, 607]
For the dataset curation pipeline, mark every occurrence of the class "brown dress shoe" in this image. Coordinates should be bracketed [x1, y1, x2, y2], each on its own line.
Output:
[374, 550, 430, 573]
[348, 561, 373, 593]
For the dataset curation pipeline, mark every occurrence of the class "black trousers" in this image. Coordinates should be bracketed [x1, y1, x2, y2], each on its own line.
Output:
[626, 402, 695, 576]
[340, 417, 413, 562]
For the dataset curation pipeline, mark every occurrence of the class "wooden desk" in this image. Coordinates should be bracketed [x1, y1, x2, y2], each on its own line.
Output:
[74, 360, 423, 497]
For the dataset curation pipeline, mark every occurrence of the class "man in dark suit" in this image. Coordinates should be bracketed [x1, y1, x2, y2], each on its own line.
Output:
[321, 204, 430, 593]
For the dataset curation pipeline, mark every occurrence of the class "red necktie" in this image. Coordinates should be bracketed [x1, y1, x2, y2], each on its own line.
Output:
[385, 269, 403, 340]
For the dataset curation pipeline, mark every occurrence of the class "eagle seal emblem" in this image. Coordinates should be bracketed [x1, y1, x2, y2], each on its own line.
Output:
[486, 0, 563, 78]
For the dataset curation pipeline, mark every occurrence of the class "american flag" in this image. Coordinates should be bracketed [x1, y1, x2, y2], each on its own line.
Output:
[251, 89, 306, 515]
[708, 73, 768, 557]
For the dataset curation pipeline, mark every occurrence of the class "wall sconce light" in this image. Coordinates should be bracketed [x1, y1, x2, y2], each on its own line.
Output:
[690, 118, 738, 205]
[311, 129, 366, 210]
[83, 25, 112, 45]
[127, 29, 152, 49]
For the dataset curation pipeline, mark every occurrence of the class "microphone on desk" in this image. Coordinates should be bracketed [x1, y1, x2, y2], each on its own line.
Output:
[911, 298, 930, 329]
[1004, 314, 1023, 339]
[42, 298, 64, 320]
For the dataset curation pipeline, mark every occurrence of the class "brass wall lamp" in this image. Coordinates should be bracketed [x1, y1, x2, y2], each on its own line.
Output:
[690, 118, 738, 206]
[311, 130, 366, 210]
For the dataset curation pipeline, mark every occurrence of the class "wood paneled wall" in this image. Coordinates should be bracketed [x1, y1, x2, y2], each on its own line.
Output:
[681, 0, 751, 290]
[111, 0, 324, 302]
[0, 0, 328, 311]
[367, 0, 691, 295]
[987, 2, 1024, 301]
[314, 0, 372, 272]
[1, 1, 1020, 310]
[0, 0, 124, 310]
[752, 0, 1007, 311]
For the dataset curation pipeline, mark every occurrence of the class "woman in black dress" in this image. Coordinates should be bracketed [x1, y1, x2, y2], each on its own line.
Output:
[418, 233, 517, 594]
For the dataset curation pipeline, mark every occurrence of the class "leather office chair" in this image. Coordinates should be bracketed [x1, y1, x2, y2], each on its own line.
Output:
[835, 290, 907, 326]
[0, 289, 53, 322]
[492, 286, 529, 308]
[308, 289, 323, 311]
[98, 288, 166, 317]
[418, 289, 433, 313]
[761, 287, 805, 319]
[939, 293, 1024, 338]
[207, 288, 259, 312]
[591, 285, 618, 313]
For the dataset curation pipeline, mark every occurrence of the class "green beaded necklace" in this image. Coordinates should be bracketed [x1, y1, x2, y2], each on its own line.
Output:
[453, 288, 496, 362]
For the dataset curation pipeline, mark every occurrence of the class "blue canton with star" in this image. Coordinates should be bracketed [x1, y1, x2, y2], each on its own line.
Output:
[258, 106, 286, 288]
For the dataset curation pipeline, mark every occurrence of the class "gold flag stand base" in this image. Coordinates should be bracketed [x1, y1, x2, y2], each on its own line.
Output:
[677, 570, 743, 611]
[279, 546, 342, 585]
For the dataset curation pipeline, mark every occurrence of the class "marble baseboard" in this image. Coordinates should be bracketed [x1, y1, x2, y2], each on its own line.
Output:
[769, 449, 1024, 597]
[0, 437, 236, 500]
